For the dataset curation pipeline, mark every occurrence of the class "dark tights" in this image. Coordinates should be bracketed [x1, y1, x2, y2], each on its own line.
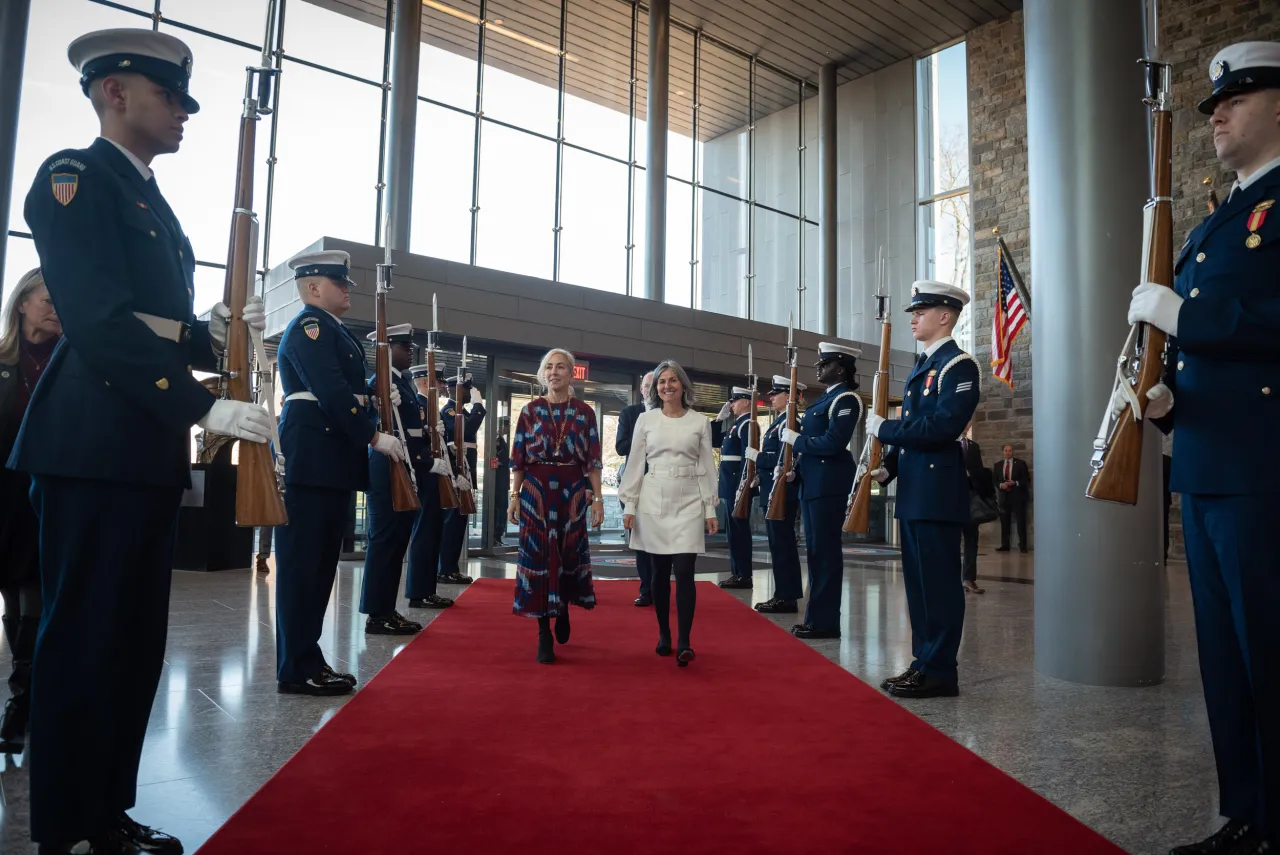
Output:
[1, 581, 41, 697]
[650, 553, 697, 649]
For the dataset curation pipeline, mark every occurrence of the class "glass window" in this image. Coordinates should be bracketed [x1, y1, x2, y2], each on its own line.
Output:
[917, 41, 969, 198]
[919, 197, 972, 346]
[420, 0, 480, 111]
[753, 65, 801, 218]
[754, 208, 799, 327]
[560, 148, 627, 294]
[192, 263, 229, 317]
[697, 189, 748, 320]
[475, 123, 555, 280]
[162, 0, 271, 46]
[563, 0, 633, 161]
[159, 25, 268, 280]
[665, 178, 693, 308]
[802, 220, 819, 331]
[481, 0, 561, 138]
[697, 41, 749, 200]
[270, 63, 382, 262]
[3, 235, 42, 303]
[630, 166, 645, 293]
[803, 93, 819, 223]
[666, 26, 695, 182]
[410, 103, 475, 264]
[283, 0, 385, 83]
[633, 10, 648, 167]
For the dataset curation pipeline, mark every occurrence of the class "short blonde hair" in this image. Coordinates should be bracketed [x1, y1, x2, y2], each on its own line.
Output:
[538, 347, 576, 397]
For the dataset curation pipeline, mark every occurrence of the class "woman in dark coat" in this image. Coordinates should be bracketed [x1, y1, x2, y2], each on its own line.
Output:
[0, 268, 62, 752]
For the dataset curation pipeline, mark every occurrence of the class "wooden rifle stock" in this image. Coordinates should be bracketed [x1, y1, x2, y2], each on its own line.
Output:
[844, 321, 891, 533]
[224, 62, 285, 528]
[425, 347, 459, 509]
[1085, 70, 1172, 505]
[455, 378, 477, 515]
[732, 386, 759, 520]
[766, 364, 799, 521]
[373, 290, 420, 513]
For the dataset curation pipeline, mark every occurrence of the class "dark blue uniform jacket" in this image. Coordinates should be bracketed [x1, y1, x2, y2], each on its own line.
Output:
[793, 382, 862, 501]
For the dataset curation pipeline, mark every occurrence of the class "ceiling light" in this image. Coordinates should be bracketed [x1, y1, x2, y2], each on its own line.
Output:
[422, 0, 576, 61]
[493, 18, 504, 24]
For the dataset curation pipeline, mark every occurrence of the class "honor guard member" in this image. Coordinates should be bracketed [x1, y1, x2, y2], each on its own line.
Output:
[275, 249, 407, 697]
[438, 370, 485, 584]
[404, 364, 455, 609]
[755, 375, 806, 614]
[359, 325, 453, 632]
[780, 343, 863, 639]
[716, 386, 756, 590]
[1125, 42, 1280, 855]
[865, 281, 979, 700]
[11, 28, 272, 855]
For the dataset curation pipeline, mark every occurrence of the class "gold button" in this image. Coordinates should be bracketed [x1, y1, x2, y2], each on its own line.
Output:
[1264, 387, 1272, 396]
[1190, 288, 1200, 297]
[1177, 361, 1185, 370]
[155, 378, 169, 390]
[1196, 252, 1206, 262]
[350, 407, 358, 414]
[149, 230, 157, 238]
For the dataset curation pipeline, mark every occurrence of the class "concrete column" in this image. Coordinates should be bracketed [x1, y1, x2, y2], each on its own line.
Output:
[384, 0, 421, 251]
[1026, 0, 1165, 686]
[817, 62, 837, 336]
[0, 0, 31, 286]
[643, 0, 670, 303]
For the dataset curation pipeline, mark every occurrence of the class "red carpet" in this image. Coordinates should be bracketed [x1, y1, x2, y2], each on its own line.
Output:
[197, 579, 1124, 854]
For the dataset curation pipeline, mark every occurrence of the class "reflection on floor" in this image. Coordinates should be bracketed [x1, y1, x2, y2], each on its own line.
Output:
[0, 548, 1214, 855]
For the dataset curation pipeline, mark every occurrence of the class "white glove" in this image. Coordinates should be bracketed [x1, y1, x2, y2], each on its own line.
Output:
[785, 470, 796, 483]
[198, 400, 272, 444]
[716, 402, 733, 421]
[780, 427, 800, 445]
[1144, 383, 1174, 419]
[455, 474, 473, 491]
[242, 295, 266, 333]
[744, 447, 759, 462]
[371, 431, 406, 462]
[865, 412, 886, 439]
[870, 467, 890, 483]
[471, 394, 484, 408]
[749, 475, 759, 489]
[430, 457, 452, 477]
[389, 384, 401, 408]
[1127, 282, 1183, 337]
[209, 302, 231, 351]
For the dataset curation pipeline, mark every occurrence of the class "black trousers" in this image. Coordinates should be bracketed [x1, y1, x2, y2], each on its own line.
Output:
[650, 553, 697, 648]
[961, 523, 980, 582]
[275, 485, 350, 683]
[999, 499, 1028, 550]
[28, 475, 183, 843]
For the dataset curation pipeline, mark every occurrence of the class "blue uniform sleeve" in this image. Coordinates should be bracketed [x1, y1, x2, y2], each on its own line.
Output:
[287, 318, 376, 447]
[441, 403, 456, 444]
[465, 401, 486, 437]
[878, 360, 980, 450]
[24, 153, 215, 430]
[1176, 293, 1280, 359]
[187, 321, 219, 373]
[794, 394, 861, 456]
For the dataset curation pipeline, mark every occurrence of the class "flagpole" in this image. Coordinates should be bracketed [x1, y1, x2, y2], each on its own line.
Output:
[993, 227, 1032, 321]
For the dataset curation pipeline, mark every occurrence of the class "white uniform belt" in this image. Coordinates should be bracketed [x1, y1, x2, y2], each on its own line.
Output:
[648, 464, 702, 478]
[720, 455, 743, 462]
[449, 441, 478, 449]
[407, 428, 423, 437]
[134, 311, 188, 342]
[285, 391, 369, 407]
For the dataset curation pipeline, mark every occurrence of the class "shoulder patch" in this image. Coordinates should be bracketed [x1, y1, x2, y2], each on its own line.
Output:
[51, 174, 79, 206]
[302, 318, 321, 341]
[827, 390, 862, 421]
[47, 156, 87, 173]
[938, 353, 979, 389]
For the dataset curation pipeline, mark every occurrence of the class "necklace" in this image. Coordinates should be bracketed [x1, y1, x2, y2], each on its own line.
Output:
[19, 345, 52, 395]
[546, 396, 571, 454]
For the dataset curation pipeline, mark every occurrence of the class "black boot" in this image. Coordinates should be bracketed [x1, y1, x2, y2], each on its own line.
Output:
[537, 617, 555, 664]
[554, 609, 571, 645]
[0, 616, 35, 752]
[675, 571, 696, 666]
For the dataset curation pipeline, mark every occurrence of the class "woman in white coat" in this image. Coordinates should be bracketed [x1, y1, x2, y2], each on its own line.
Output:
[618, 359, 719, 666]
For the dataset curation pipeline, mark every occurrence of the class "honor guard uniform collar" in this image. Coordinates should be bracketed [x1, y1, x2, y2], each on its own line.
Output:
[69, 29, 200, 114]
[816, 342, 862, 364]
[768, 375, 807, 395]
[1199, 41, 1280, 114]
[366, 323, 414, 344]
[289, 250, 357, 286]
[905, 280, 970, 312]
[729, 386, 753, 402]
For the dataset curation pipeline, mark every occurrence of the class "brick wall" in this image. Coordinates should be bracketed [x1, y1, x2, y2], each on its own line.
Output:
[961, 1, 1280, 558]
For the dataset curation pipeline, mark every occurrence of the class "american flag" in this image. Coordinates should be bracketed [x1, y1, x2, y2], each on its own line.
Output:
[991, 245, 1026, 389]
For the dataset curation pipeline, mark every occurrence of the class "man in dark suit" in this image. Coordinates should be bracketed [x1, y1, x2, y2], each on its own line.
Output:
[11, 28, 274, 855]
[615, 371, 654, 606]
[993, 444, 1029, 553]
[492, 419, 510, 545]
[960, 431, 992, 593]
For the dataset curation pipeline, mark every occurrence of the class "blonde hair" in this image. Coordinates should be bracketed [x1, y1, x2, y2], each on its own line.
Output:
[0, 268, 47, 364]
[538, 347, 577, 398]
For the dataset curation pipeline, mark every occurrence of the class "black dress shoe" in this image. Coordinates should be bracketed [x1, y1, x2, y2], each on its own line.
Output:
[995, 547, 1010, 552]
[718, 576, 752, 590]
[676, 647, 696, 667]
[113, 812, 184, 854]
[555, 610, 571, 644]
[879, 668, 919, 691]
[791, 624, 840, 639]
[634, 594, 653, 607]
[438, 571, 473, 585]
[322, 663, 357, 687]
[279, 673, 353, 696]
[887, 671, 959, 699]
[655, 632, 672, 656]
[365, 612, 422, 635]
[0, 694, 29, 753]
[756, 599, 798, 614]
[409, 594, 454, 609]
[1168, 820, 1259, 855]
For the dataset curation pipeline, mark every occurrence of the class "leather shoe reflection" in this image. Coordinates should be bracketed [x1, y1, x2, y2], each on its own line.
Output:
[887, 671, 959, 699]
[790, 623, 840, 640]
[279, 670, 354, 696]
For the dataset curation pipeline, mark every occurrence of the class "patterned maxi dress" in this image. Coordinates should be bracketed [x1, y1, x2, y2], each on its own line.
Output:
[511, 397, 601, 617]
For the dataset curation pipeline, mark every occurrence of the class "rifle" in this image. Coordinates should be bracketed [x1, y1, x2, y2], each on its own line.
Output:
[222, 0, 286, 527]
[372, 245, 420, 512]
[425, 294, 459, 510]
[454, 336, 478, 516]
[732, 344, 759, 520]
[1085, 19, 1172, 505]
[844, 251, 890, 533]
[766, 313, 798, 522]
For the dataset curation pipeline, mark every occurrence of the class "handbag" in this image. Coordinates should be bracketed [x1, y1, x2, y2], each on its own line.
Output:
[969, 490, 999, 525]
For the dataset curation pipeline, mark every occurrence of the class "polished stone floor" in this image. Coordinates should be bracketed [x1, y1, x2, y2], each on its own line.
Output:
[0, 541, 1217, 855]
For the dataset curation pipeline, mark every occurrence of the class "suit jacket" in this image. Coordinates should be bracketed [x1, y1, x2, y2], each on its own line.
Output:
[993, 458, 1030, 506]
[961, 438, 994, 498]
[9, 138, 218, 487]
[1153, 166, 1280, 495]
[881, 339, 981, 522]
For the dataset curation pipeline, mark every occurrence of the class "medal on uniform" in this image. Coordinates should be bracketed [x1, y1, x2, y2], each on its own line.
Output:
[1246, 200, 1272, 249]
[923, 369, 937, 397]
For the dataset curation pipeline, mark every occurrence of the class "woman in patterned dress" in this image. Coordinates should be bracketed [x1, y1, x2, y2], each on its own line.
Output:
[507, 348, 604, 664]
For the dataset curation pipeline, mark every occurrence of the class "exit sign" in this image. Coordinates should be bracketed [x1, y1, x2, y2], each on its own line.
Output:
[573, 362, 589, 381]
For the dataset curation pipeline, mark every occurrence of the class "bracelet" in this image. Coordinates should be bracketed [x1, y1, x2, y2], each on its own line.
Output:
[592, 498, 603, 504]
